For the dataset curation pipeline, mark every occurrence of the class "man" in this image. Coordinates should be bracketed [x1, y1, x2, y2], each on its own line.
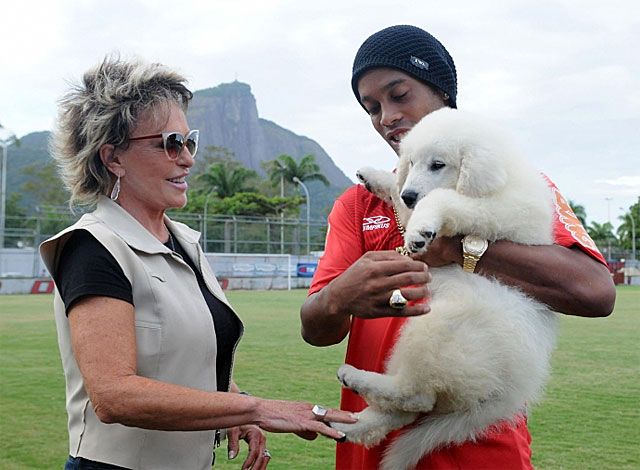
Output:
[300, 25, 615, 469]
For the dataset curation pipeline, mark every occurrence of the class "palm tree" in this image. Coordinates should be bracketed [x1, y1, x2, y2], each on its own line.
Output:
[568, 200, 587, 226]
[617, 202, 639, 252]
[262, 154, 329, 196]
[196, 161, 258, 199]
[262, 154, 330, 253]
[587, 221, 616, 245]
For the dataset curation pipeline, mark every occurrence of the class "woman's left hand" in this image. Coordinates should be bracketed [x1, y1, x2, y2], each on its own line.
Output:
[227, 424, 270, 469]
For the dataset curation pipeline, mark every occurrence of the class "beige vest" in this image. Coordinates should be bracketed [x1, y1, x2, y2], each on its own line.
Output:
[40, 197, 242, 469]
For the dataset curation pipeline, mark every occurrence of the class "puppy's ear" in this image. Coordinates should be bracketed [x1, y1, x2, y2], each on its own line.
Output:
[456, 146, 508, 197]
[396, 152, 411, 192]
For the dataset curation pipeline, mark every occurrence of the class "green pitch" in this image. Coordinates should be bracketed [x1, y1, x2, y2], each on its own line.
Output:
[1, 287, 638, 469]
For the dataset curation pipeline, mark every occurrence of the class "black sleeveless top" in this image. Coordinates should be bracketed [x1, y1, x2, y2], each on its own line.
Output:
[54, 229, 241, 391]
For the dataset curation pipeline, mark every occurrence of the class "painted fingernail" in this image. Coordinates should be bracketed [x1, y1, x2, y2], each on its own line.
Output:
[228, 450, 237, 460]
[350, 413, 359, 420]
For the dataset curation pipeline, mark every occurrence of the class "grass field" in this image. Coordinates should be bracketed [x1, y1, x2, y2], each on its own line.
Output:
[1, 286, 638, 469]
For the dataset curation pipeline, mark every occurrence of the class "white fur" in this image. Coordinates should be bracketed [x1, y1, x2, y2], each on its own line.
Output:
[337, 108, 557, 470]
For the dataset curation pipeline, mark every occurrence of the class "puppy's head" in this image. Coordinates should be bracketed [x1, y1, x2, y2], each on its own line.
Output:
[397, 108, 509, 208]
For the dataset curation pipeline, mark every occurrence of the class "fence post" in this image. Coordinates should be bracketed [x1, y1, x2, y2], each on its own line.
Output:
[265, 217, 270, 254]
[233, 216, 238, 254]
[224, 219, 231, 253]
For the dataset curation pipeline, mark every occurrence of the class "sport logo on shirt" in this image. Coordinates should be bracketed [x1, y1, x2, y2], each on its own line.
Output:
[552, 187, 597, 250]
[362, 215, 391, 231]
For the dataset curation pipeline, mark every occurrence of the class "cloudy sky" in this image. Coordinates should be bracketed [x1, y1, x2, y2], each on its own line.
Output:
[1, 0, 638, 227]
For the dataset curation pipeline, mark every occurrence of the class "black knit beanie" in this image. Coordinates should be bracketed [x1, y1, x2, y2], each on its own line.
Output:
[351, 25, 457, 109]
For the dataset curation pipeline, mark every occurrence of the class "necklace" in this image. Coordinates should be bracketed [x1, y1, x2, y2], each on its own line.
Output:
[166, 229, 176, 252]
[393, 206, 405, 235]
[393, 207, 410, 256]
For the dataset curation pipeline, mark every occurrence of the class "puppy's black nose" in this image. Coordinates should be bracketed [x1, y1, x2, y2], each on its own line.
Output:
[401, 190, 418, 209]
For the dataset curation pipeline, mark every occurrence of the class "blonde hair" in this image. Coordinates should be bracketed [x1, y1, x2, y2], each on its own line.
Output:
[51, 54, 193, 207]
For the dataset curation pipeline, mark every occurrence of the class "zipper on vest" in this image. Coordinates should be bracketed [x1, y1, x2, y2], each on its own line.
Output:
[196, 249, 245, 393]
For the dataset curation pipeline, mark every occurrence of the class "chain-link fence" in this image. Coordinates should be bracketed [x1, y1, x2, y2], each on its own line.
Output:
[2, 207, 329, 256]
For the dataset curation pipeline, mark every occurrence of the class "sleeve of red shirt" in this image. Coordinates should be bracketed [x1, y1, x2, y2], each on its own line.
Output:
[546, 179, 607, 265]
[309, 187, 364, 295]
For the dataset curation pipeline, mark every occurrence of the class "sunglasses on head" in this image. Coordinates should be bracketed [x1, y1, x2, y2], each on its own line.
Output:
[129, 129, 199, 160]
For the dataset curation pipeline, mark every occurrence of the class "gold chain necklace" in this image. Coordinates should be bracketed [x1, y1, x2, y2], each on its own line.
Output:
[393, 206, 405, 235]
[393, 207, 410, 256]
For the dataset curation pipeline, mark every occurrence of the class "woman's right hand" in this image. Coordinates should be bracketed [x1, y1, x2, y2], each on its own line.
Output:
[254, 399, 357, 441]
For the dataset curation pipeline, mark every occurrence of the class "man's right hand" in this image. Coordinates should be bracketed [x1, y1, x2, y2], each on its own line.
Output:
[328, 250, 431, 319]
[300, 250, 431, 346]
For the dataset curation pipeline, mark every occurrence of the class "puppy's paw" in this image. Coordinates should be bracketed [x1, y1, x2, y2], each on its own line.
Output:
[404, 228, 437, 253]
[330, 408, 417, 447]
[356, 167, 396, 204]
[330, 409, 388, 447]
[330, 419, 387, 447]
[355, 169, 372, 191]
[337, 364, 359, 390]
[337, 364, 379, 397]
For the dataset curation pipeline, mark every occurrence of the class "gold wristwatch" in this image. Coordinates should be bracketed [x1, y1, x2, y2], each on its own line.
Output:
[461, 235, 489, 273]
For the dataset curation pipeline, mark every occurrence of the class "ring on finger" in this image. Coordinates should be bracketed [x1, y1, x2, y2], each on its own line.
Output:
[389, 289, 408, 309]
[311, 404, 328, 419]
[263, 449, 271, 459]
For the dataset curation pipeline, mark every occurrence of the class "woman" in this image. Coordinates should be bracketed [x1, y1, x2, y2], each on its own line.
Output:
[40, 55, 354, 470]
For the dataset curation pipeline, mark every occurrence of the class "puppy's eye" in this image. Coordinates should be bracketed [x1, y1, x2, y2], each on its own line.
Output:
[429, 161, 446, 171]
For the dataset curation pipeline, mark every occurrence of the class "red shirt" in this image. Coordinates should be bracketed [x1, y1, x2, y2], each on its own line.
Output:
[309, 182, 605, 470]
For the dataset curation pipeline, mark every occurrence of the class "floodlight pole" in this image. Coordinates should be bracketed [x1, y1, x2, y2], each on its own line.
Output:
[0, 143, 7, 249]
[202, 191, 216, 252]
[276, 160, 285, 254]
[629, 210, 636, 261]
[621, 206, 636, 261]
[293, 177, 310, 255]
[0, 129, 16, 249]
[605, 197, 612, 262]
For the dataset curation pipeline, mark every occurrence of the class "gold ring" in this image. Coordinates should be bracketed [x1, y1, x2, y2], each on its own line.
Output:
[389, 289, 408, 309]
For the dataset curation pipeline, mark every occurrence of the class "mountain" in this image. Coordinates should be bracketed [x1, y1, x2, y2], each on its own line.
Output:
[5, 131, 51, 209]
[5, 81, 352, 219]
[187, 81, 353, 216]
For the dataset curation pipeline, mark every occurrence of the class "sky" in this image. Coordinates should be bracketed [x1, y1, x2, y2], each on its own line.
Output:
[1, 0, 638, 228]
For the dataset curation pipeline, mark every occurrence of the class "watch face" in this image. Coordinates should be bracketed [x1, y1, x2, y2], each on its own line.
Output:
[464, 235, 488, 255]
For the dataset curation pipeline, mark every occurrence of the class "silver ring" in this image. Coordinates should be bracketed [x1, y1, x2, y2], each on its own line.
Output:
[263, 449, 271, 459]
[311, 404, 328, 419]
[389, 289, 408, 309]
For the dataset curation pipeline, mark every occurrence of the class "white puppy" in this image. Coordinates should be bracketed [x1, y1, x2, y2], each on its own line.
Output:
[333, 108, 558, 470]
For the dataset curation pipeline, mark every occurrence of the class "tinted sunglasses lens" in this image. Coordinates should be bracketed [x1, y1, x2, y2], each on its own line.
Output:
[164, 133, 184, 160]
[186, 130, 199, 158]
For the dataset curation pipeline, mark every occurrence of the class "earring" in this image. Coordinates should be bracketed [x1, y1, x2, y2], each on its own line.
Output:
[443, 93, 450, 101]
[110, 175, 121, 201]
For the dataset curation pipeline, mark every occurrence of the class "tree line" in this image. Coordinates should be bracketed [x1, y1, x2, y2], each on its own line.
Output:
[4, 147, 638, 260]
[569, 200, 639, 257]
[4, 147, 330, 250]
[7, 146, 329, 218]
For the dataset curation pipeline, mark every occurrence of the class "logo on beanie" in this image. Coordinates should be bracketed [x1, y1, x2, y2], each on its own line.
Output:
[410, 56, 429, 71]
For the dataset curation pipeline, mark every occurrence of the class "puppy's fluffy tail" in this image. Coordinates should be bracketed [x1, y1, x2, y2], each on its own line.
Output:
[381, 408, 522, 470]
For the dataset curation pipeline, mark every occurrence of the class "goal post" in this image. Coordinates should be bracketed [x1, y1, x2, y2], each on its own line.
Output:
[204, 253, 298, 290]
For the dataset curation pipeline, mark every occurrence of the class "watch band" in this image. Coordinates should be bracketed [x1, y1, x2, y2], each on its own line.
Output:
[462, 253, 481, 273]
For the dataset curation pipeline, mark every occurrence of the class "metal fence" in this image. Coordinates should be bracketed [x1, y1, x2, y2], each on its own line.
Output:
[2, 208, 329, 256]
[3, 209, 635, 265]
